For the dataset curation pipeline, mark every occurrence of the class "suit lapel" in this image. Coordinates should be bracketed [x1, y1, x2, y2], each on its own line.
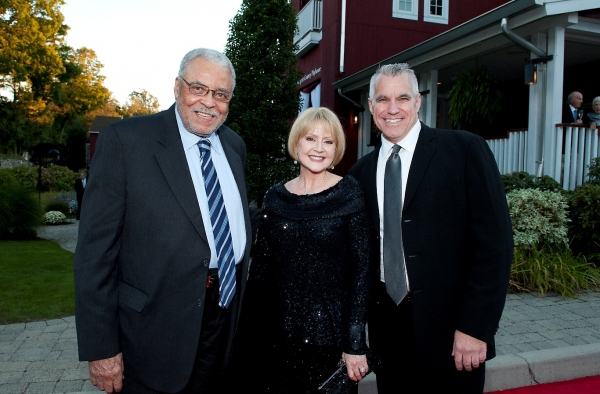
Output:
[155, 105, 209, 245]
[404, 124, 436, 210]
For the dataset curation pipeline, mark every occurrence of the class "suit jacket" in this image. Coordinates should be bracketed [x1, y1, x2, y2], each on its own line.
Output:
[562, 104, 590, 125]
[348, 123, 513, 367]
[74, 178, 85, 201]
[74, 105, 254, 392]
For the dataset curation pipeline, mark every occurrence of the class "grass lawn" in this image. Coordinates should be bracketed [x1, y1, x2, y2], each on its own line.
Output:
[0, 239, 75, 324]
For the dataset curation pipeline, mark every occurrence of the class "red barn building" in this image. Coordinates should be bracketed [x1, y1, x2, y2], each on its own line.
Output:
[292, 0, 600, 189]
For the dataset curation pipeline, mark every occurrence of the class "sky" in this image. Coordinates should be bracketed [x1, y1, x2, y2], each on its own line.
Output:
[61, 0, 244, 110]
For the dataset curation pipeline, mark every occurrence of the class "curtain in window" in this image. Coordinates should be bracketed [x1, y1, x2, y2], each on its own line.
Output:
[310, 83, 321, 108]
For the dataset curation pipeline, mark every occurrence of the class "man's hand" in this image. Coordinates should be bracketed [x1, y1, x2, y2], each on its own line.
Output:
[451, 330, 486, 372]
[88, 352, 124, 393]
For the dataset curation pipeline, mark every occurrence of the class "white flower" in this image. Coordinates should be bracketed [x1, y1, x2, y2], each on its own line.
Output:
[43, 211, 67, 225]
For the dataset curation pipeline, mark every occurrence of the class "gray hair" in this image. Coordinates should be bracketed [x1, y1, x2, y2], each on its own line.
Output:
[593, 96, 600, 106]
[369, 63, 419, 99]
[178, 48, 236, 91]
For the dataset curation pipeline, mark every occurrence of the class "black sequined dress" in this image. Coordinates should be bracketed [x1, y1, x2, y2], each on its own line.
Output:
[240, 175, 373, 393]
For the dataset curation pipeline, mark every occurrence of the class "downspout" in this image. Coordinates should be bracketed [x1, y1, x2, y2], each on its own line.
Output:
[339, 0, 347, 73]
[501, 17, 546, 57]
[501, 17, 548, 177]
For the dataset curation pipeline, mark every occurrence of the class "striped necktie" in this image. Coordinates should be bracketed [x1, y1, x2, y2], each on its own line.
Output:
[198, 139, 236, 309]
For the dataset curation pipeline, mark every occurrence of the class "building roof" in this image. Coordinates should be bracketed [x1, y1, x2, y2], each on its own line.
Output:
[333, 0, 600, 92]
[89, 116, 121, 132]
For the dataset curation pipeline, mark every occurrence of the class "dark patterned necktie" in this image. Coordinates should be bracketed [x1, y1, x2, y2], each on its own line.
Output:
[198, 139, 236, 309]
[383, 144, 408, 305]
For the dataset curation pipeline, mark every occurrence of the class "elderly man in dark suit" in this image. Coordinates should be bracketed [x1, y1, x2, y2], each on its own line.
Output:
[74, 48, 256, 393]
[348, 63, 513, 393]
[562, 90, 588, 125]
[74, 171, 86, 220]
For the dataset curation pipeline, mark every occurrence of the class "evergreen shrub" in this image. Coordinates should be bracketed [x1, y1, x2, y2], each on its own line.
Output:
[587, 157, 600, 185]
[42, 211, 67, 225]
[506, 188, 569, 248]
[568, 183, 600, 265]
[0, 164, 77, 191]
[0, 177, 40, 239]
[501, 171, 563, 194]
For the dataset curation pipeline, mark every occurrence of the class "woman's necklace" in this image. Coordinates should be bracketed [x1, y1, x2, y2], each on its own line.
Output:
[297, 172, 327, 195]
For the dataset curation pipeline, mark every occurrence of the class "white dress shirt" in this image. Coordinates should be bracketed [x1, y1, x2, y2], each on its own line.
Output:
[376, 121, 421, 283]
[176, 107, 246, 269]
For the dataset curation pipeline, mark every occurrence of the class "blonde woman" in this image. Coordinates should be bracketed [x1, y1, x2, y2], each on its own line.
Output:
[237, 107, 374, 393]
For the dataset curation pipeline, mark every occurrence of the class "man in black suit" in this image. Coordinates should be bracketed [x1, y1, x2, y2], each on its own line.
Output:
[348, 64, 513, 393]
[562, 91, 587, 124]
[74, 171, 86, 220]
[74, 48, 256, 393]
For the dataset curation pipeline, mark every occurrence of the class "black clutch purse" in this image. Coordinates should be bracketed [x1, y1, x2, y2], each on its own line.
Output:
[318, 352, 381, 394]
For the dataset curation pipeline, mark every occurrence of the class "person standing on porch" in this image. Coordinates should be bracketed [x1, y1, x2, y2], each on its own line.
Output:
[562, 91, 588, 125]
[348, 63, 513, 393]
[586, 96, 600, 131]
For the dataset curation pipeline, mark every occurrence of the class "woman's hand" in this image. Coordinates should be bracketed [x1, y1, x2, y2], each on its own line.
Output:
[342, 352, 368, 382]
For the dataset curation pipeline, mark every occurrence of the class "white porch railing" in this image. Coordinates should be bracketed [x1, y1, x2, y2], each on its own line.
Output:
[294, 0, 323, 56]
[487, 126, 600, 190]
[555, 125, 600, 190]
[487, 128, 528, 176]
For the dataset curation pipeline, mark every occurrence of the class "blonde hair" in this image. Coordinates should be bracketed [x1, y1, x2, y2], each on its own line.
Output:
[288, 107, 346, 167]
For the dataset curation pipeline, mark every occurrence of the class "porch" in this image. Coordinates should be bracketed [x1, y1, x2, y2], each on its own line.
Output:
[487, 124, 600, 190]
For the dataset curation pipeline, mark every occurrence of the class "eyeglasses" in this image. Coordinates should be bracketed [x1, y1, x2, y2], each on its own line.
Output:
[179, 77, 233, 103]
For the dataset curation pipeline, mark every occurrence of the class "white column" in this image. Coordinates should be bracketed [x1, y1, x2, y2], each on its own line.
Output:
[417, 70, 438, 127]
[526, 32, 547, 176]
[543, 25, 565, 181]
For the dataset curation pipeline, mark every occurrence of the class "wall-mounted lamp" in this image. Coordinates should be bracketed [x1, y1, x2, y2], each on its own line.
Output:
[524, 63, 537, 85]
[524, 55, 553, 86]
[353, 115, 359, 125]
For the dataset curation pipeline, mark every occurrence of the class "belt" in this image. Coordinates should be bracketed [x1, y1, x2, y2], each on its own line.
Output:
[206, 265, 242, 289]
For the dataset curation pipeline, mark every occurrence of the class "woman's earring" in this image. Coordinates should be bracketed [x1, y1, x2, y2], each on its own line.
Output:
[294, 160, 298, 165]
[330, 165, 334, 170]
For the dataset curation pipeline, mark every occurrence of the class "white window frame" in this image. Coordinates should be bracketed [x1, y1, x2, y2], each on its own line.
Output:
[393, 0, 419, 21]
[423, 0, 449, 24]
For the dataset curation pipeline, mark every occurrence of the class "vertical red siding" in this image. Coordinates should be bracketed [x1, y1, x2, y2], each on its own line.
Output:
[293, 0, 510, 171]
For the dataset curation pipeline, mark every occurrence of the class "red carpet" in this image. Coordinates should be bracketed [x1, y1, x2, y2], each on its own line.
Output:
[488, 375, 600, 393]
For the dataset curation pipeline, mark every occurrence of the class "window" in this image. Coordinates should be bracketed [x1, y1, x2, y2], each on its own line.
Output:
[393, 0, 418, 21]
[423, 0, 449, 24]
[299, 83, 321, 114]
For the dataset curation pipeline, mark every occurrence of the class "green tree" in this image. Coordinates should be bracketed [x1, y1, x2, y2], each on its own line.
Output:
[225, 0, 302, 204]
[118, 89, 160, 118]
[0, 0, 67, 102]
[0, 0, 67, 153]
[53, 47, 111, 120]
[49, 46, 112, 146]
